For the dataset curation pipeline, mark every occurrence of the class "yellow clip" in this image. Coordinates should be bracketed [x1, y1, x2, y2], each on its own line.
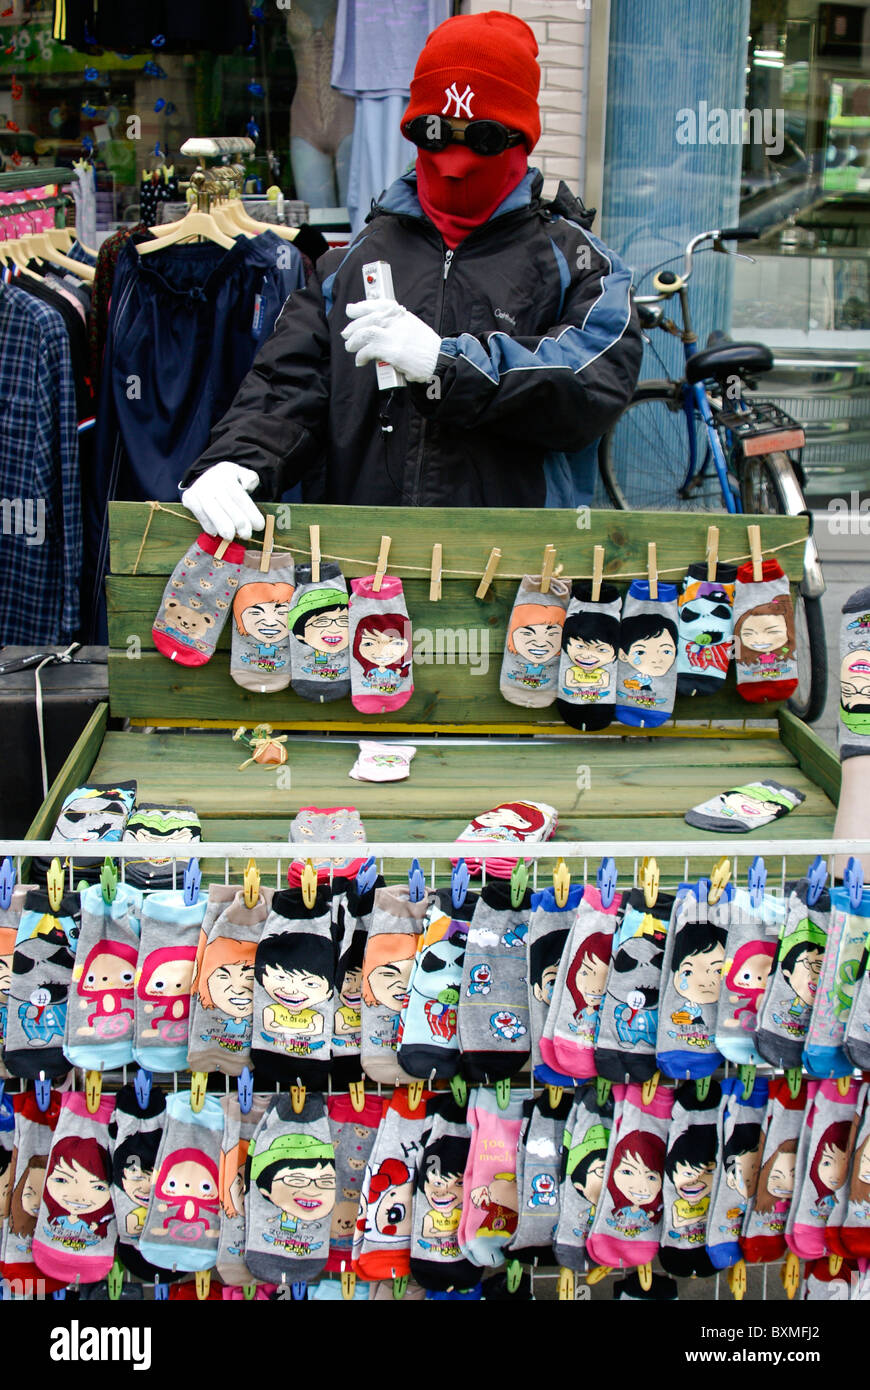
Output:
[547, 1086, 563, 1109]
[829, 1254, 843, 1276]
[557, 1267, 575, 1301]
[641, 1070, 661, 1105]
[195, 1270, 211, 1300]
[291, 1082, 306, 1114]
[340, 1268, 356, 1300]
[727, 1259, 747, 1301]
[586, 1264, 611, 1286]
[708, 855, 731, 905]
[85, 1070, 102, 1114]
[781, 1250, 800, 1300]
[243, 857, 260, 909]
[407, 1080, 425, 1111]
[190, 1071, 208, 1113]
[553, 857, 571, 909]
[640, 856, 659, 908]
[837, 1075, 852, 1096]
[301, 858, 318, 909]
[638, 1262, 653, 1292]
[348, 1080, 366, 1113]
[46, 857, 64, 914]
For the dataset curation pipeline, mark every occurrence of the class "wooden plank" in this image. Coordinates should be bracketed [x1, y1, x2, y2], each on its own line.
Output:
[778, 709, 843, 805]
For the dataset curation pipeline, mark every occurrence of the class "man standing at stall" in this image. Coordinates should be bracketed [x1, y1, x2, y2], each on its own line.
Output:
[180, 10, 642, 536]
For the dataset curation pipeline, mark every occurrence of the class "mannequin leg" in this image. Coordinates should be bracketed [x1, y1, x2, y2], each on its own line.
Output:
[290, 136, 337, 208]
[833, 754, 870, 878]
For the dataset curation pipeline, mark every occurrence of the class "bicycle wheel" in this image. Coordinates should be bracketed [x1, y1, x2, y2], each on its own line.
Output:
[740, 451, 828, 724]
[597, 382, 731, 512]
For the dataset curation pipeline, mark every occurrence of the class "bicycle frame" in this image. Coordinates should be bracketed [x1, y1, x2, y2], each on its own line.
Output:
[666, 285, 742, 514]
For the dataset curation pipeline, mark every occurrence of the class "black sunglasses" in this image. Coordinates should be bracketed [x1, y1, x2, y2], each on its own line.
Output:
[404, 115, 524, 156]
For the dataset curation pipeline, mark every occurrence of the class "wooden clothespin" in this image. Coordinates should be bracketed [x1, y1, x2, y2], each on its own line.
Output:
[259, 513, 275, 573]
[373, 535, 391, 593]
[706, 525, 719, 583]
[310, 524, 320, 583]
[540, 545, 557, 594]
[429, 543, 442, 602]
[748, 523, 763, 582]
[591, 544, 604, 603]
[215, 538, 230, 560]
[647, 541, 658, 600]
[475, 547, 501, 599]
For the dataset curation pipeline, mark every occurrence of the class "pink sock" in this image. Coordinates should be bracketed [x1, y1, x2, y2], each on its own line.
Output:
[152, 533, 245, 667]
[459, 1088, 524, 1269]
[542, 884, 622, 1078]
[349, 576, 414, 713]
[31, 1091, 117, 1284]
[786, 1079, 860, 1261]
[741, 1077, 809, 1264]
[587, 1082, 673, 1269]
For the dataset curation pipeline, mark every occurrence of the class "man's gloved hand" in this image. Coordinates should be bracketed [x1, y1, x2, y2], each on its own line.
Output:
[342, 297, 442, 383]
[180, 462, 265, 542]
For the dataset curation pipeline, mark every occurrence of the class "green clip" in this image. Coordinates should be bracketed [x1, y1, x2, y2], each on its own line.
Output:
[786, 1067, 803, 1101]
[100, 857, 118, 905]
[695, 1074, 712, 1102]
[449, 1074, 468, 1107]
[76, 879, 89, 894]
[392, 1274, 408, 1300]
[243, 1283, 257, 1301]
[510, 860, 529, 909]
[506, 1259, 522, 1294]
[595, 1076, 612, 1108]
[739, 1064, 756, 1101]
[495, 1077, 511, 1110]
[107, 1257, 124, 1302]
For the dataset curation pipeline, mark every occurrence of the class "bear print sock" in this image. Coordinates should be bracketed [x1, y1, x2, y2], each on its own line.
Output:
[658, 1080, 721, 1278]
[109, 1081, 172, 1281]
[398, 889, 474, 1082]
[615, 580, 679, 728]
[122, 804, 202, 890]
[360, 885, 433, 1086]
[325, 1091, 382, 1274]
[656, 883, 728, 1080]
[843, 890, 870, 1071]
[229, 550, 295, 693]
[740, 1076, 808, 1264]
[349, 574, 414, 713]
[593, 888, 674, 1083]
[152, 532, 244, 666]
[685, 779, 805, 834]
[0, 1089, 65, 1292]
[251, 885, 336, 1088]
[556, 580, 621, 730]
[64, 881, 141, 1071]
[544, 884, 622, 1080]
[500, 575, 570, 709]
[330, 877, 384, 1088]
[286, 805, 369, 889]
[4, 888, 80, 1081]
[187, 886, 273, 1077]
[785, 1080, 859, 1260]
[133, 887, 207, 1073]
[705, 1075, 769, 1270]
[287, 562, 351, 703]
[755, 879, 831, 1071]
[587, 1081, 674, 1269]
[139, 1090, 224, 1273]
[675, 563, 738, 696]
[460, 1088, 524, 1269]
[715, 887, 785, 1067]
[839, 588, 870, 757]
[838, 1085, 870, 1258]
[458, 880, 533, 1084]
[410, 1094, 478, 1292]
[0, 884, 33, 1077]
[510, 1090, 573, 1260]
[806, 884, 870, 1078]
[31, 1090, 116, 1284]
[733, 558, 799, 703]
[244, 1091, 335, 1285]
[354, 1087, 429, 1281]
[553, 1082, 615, 1271]
[216, 1092, 270, 1287]
[527, 883, 583, 1087]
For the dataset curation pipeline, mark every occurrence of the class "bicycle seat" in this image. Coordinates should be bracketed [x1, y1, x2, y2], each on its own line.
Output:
[685, 341, 773, 385]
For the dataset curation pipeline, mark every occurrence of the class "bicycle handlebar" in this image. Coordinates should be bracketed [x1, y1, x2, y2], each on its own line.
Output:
[640, 226, 759, 303]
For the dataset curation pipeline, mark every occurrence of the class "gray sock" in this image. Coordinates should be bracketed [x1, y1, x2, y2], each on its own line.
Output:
[839, 587, 870, 758]
[0, 884, 33, 1079]
[245, 1091, 335, 1285]
[741, 1077, 807, 1258]
[32, 1091, 117, 1283]
[361, 884, 434, 1085]
[715, 889, 785, 1066]
[331, 879, 383, 1088]
[685, 779, 804, 833]
[287, 563, 351, 703]
[251, 885, 336, 1088]
[122, 804, 202, 890]
[287, 806, 368, 888]
[152, 531, 244, 665]
[187, 887, 274, 1077]
[64, 881, 142, 1071]
[544, 884, 622, 1080]
[352, 1088, 429, 1279]
[655, 884, 728, 1080]
[326, 1091, 382, 1273]
[553, 1082, 614, 1270]
[4, 888, 80, 1081]
[658, 1080, 721, 1278]
[510, 1091, 572, 1257]
[409, 1095, 478, 1292]
[675, 563, 738, 696]
[556, 580, 621, 730]
[500, 576, 570, 709]
[132, 888, 208, 1074]
[615, 580, 680, 728]
[108, 1081, 167, 1271]
[734, 558, 798, 701]
[785, 1079, 860, 1259]
[458, 880, 533, 1083]
[593, 888, 674, 1083]
[0, 1089, 58, 1281]
[216, 1092, 270, 1286]
[704, 1075, 768, 1268]
[230, 551, 296, 693]
[755, 880, 830, 1070]
[527, 885, 582, 1083]
[139, 1090, 224, 1273]
[805, 887, 870, 1077]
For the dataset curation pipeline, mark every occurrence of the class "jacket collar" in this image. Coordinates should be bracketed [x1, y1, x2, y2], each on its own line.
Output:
[372, 166, 544, 227]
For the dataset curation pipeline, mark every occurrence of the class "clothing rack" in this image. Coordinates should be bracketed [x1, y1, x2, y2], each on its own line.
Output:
[0, 167, 76, 193]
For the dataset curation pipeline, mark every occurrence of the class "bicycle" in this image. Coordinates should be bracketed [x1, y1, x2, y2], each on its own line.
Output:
[596, 226, 827, 724]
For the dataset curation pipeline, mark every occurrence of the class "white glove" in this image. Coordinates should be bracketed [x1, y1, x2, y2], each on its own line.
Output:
[180, 461, 265, 542]
[341, 297, 442, 383]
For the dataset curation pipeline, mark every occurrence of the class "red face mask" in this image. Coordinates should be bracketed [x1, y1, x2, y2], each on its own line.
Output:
[416, 142, 528, 250]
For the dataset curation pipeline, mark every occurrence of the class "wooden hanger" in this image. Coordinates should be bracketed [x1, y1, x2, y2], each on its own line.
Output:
[20, 232, 95, 281]
[139, 170, 236, 254]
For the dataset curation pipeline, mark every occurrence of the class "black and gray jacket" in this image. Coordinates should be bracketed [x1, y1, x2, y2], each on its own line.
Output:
[182, 168, 643, 508]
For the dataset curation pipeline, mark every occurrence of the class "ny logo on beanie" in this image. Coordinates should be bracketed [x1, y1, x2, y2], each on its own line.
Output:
[442, 83, 474, 119]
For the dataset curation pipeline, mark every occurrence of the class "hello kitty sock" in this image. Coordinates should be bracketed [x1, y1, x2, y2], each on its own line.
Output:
[349, 575, 414, 713]
[755, 878, 831, 1071]
[740, 1076, 808, 1264]
[593, 888, 674, 1083]
[133, 887, 207, 1072]
[658, 1080, 721, 1279]
[460, 1088, 524, 1269]
[715, 886, 785, 1067]
[553, 1082, 615, 1271]
[286, 806, 369, 888]
[410, 1094, 478, 1292]
[139, 1090, 224, 1273]
[786, 1078, 860, 1260]
[805, 884, 870, 1078]
[544, 884, 623, 1080]
[31, 1090, 116, 1284]
[152, 532, 245, 666]
[244, 1091, 335, 1285]
[0, 1089, 66, 1292]
[325, 1092, 382, 1275]
[705, 1075, 769, 1271]
[656, 883, 728, 1081]
[587, 1081, 674, 1269]
[64, 881, 142, 1071]
[353, 1087, 430, 1281]
[527, 883, 583, 1088]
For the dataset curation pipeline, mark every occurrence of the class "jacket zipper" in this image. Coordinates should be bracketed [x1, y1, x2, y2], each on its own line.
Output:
[409, 243, 454, 504]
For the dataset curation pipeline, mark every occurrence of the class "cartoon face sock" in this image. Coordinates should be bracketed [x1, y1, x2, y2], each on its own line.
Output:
[656, 883, 727, 1080]
[553, 1082, 614, 1271]
[398, 889, 474, 1082]
[0, 884, 32, 1077]
[32, 1090, 116, 1284]
[216, 1092, 270, 1287]
[152, 531, 244, 666]
[251, 885, 335, 1088]
[353, 1087, 429, 1281]
[839, 587, 870, 756]
[0, 1089, 65, 1291]
[287, 562, 350, 702]
[586, 1081, 674, 1269]
[740, 1076, 808, 1263]
[361, 885, 432, 1086]
[556, 580, 621, 730]
[843, 890, 870, 1070]
[545, 884, 622, 1080]
[806, 885, 870, 1077]
[658, 1080, 721, 1278]
[286, 805, 368, 888]
[410, 1094, 478, 1291]
[527, 883, 583, 1087]
[349, 574, 414, 713]
[245, 1091, 335, 1285]
[510, 1090, 573, 1260]
[755, 879, 830, 1070]
[64, 882, 141, 1071]
[500, 575, 569, 709]
[685, 778, 805, 833]
[615, 580, 679, 728]
[187, 887, 273, 1077]
[0, 1086, 14, 1224]
[325, 1092, 382, 1274]
[458, 880, 533, 1084]
[675, 564, 737, 696]
[32, 782, 137, 887]
[122, 804, 202, 890]
[715, 886, 785, 1066]
[133, 887, 207, 1072]
[349, 741, 416, 782]
[786, 1079, 860, 1260]
[839, 1085, 870, 1258]
[733, 558, 799, 703]
[139, 1090, 224, 1273]
[109, 1081, 173, 1282]
[705, 1075, 769, 1270]
[330, 877, 384, 1088]
[593, 888, 674, 1083]
[452, 799, 557, 880]
[229, 550, 295, 692]
[460, 1088, 524, 1269]
[4, 889, 79, 1081]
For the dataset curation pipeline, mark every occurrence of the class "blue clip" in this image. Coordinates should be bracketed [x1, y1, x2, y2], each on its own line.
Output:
[183, 857, 201, 906]
[747, 855, 766, 910]
[355, 855, 378, 898]
[134, 1068, 152, 1110]
[52, 1289, 67, 1300]
[35, 1076, 51, 1112]
[154, 1278, 168, 1301]
[696, 877, 710, 902]
[844, 857, 865, 912]
[806, 855, 827, 907]
[597, 856, 617, 909]
[408, 859, 426, 903]
[291, 1281, 307, 1300]
[0, 856, 15, 911]
[237, 1067, 254, 1115]
[451, 859, 469, 910]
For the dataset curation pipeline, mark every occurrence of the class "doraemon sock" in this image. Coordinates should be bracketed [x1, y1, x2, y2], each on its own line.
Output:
[187, 886, 273, 1077]
[0, 884, 32, 1077]
[556, 580, 621, 730]
[615, 580, 679, 728]
[715, 886, 785, 1066]
[244, 1091, 335, 1285]
[544, 884, 623, 1080]
[460, 1088, 524, 1269]
[553, 1082, 614, 1271]
[734, 558, 799, 704]
[755, 879, 831, 1070]
[108, 1080, 174, 1282]
[805, 885, 870, 1077]
[839, 587, 870, 757]
[353, 1087, 430, 1281]
[593, 888, 674, 1083]
[741, 1076, 808, 1264]
[31, 1090, 116, 1285]
[230, 550, 295, 693]
[133, 887, 207, 1072]
[786, 1078, 860, 1260]
[656, 883, 727, 1080]
[360, 885, 433, 1086]
[287, 562, 351, 702]
[64, 881, 141, 1071]
[0, 1089, 66, 1292]
[216, 1092, 270, 1286]
[510, 1090, 572, 1260]
[325, 1091, 382, 1274]
[705, 1075, 769, 1270]
[838, 1084, 870, 1259]
[658, 1080, 721, 1278]
[139, 1090, 224, 1273]
[527, 883, 583, 1087]
[330, 876, 384, 1088]
[121, 803, 202, 890]
[587, 1081, 674, 1270]
[675, 563, 737, 696]
[844, 891, 870, 1070]
[4, 888, 79, 1081]
[152, 531, 244, 667]
[410, 1094, 477, 1292]
[398, 889, 474, 1082]
[458, 880, 533, 1084]
[251, 885, 335, 1089]
[499, 575, 570, 709]
[685, 778, 804, 833]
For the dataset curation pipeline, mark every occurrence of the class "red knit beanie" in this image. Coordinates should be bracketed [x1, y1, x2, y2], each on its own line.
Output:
[402, 10, 541, 152]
